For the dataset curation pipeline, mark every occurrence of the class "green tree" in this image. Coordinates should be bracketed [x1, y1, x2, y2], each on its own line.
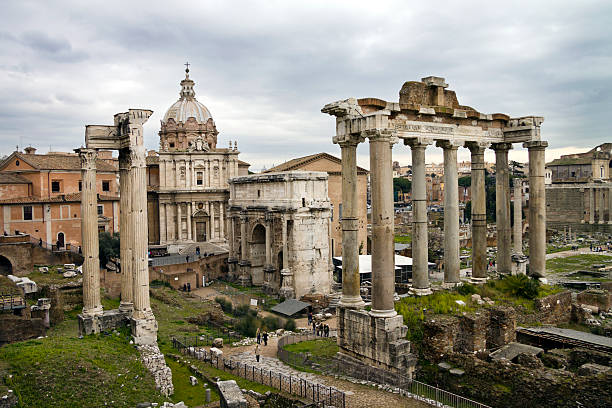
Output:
[99, 232, 120, 267]
[393, 177, 411, 201]
[458, 176, 471, 187]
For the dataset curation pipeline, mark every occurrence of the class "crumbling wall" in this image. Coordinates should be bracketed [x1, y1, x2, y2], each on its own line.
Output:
[577, 289, 611, 311]
[533, 291, 572, 324]
[0, 315, 46, 345]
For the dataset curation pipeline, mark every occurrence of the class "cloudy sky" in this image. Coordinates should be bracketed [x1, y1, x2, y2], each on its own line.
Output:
[1, 0, 610, 171]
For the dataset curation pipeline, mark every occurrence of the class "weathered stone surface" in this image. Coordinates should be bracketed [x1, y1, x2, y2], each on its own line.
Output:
[0, 316, 46, 345]
[137, 343, 174, 397]
[212, 337, 224, 348]
[218, 380, 247, 408]
[577, 363, 612, 376]
[577, 289, 611, 312]
[490, 342, 543, 362]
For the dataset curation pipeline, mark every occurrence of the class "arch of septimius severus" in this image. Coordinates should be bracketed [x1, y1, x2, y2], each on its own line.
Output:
[323, 76, 547, 375]
[77, 109, 158, 345]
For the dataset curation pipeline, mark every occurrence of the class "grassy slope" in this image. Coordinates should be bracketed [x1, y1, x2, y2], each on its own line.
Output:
[0, 321, 165, 408]
[283, 338, 338, 358]
[546, 254, 612, 275]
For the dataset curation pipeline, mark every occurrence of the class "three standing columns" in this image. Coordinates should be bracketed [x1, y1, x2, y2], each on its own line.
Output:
[368, 130, 397, 316]
[438, 141, 461, 286]
[78, 148, 103, 317]
[493, 143, 512, 275]
[118, 149, 133, 313]
[467, 142, 489, 283]
[407, 138, 432, 295]
[524, 141, 548, 278]
[339, 136, 365, 308]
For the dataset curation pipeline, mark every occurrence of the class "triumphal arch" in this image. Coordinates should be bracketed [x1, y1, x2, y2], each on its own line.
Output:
[77, 109, 158, 345]
[323, 76, 547, 375]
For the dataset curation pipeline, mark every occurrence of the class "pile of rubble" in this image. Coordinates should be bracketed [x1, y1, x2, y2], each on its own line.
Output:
[137, 344, 174, 397]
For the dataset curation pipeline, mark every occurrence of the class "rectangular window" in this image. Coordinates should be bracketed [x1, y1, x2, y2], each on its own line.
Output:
[102, 181, 110, 192]
[78, 181, 82, 191]
[97, 205, 103, 215]
[23, 205, 33, 221]
[51, 180, 61, 193]
[60, 205, 70, 219]
[197, 172, 203, 185]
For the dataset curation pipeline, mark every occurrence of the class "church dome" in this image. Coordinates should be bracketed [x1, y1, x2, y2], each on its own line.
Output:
[162, 68, 213, 124]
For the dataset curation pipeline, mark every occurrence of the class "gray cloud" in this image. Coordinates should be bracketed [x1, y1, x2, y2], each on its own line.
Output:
[0, 0, 610, 170]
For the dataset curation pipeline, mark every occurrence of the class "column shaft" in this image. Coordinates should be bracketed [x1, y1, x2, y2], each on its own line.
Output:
[493, 143, 512, 274]
[590, 188, 595, 224]
[159, 203, 167, 244]
[78, 149, 102, 316]
[187, 203, 192, 240]
[440, 142, 460, 284]
[339, 139, 364, 308]
[130, 146, 152, 318]
[409, 138, 432, 294]
[369, 131, 396, 316]
[524, 141, 548, 278]
[513, 182, 523, 254]
[609, 187, 612, 224]
[240, 215, 248, 261]
[282, 216, 288, 270]
[265, 220, 272, 266]
[600, 188, 606, 224]
[177, 203, 182, 240]
[219, 202, 225, 239]
[468, 143, 488, 281]
[210, 202, 216, 240]
[119, 149, 133, 312]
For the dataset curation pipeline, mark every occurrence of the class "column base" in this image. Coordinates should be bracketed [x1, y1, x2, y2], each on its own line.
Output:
[119, 302, 133, 314]
[470, 277, 488, 285]
[238, 275, 251, 286]
[82, 305, 103, 317]
[369, 308, 397, 318]
[441, 281, 462, 289]
[339, 295, 366, 309]
[78, 309, 129, 337]
[130, 314, 159, 345]
[409, 287, 433, 296]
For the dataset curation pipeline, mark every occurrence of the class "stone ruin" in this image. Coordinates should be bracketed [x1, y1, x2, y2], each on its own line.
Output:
[322, 76, 548, 379]
[77, 109, 173, 396]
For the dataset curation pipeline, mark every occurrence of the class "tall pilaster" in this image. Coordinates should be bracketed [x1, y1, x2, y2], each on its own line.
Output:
[492, 143, 512, 275]
[407, 137, 433, 295]
[210, 203, 216, 240]
[467, 142, 489, 283]
[609, 187, 612, 225]
[263, 216, 274, 285]
[219, 202, 225, 239]
[600, 188, 606, 224]
[186, 203, 192, 240]
[78, 148, 103, 316]
[238, 213, 251, 285]
[118, 149, 133, 313]
[338, 135, 365, 308]
[590, 188, 595, 224]
[176, 203, 182, 240]
[130, 145, 153, 320]
[513, 181, 523, 255]
[524, 141, 548, 279]
[279, 215, 294, 298]
[159, 203, 167, 245]
[366, 129, 397, 315]
[438, 141, 461, 285]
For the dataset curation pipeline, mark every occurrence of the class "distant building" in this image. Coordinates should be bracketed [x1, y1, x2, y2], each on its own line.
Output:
[546, 143, 612, 232]
[0, 148, 119, 248]
[264, 152, 368, 257]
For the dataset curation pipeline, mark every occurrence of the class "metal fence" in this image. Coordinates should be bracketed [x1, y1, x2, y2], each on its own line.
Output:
[0, 292, 25, 311]
[277, 334, 491, 408]
[172, 336, 346, 408]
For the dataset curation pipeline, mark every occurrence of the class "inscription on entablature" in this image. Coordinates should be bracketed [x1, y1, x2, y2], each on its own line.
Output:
[396, 123, 454, 135]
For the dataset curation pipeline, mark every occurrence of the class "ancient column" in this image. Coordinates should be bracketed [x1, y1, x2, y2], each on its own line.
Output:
[238, 213, 250, 285]
[176, 203, 182, 240]
[281, 217, 288, 271]
[186, 203, 192, 240]
[600, 188, 606, 224]
[338, 135, 365, 308]
[513, 181, 523, 254]
[493, 143, 512, 275]
[265, 218, 272, 268]
[590, 188, 595, 224]
[438, 140, 460, 285]
[210, 203, 216, 240]
[609, 187, 612, 224]
[467, 142, 489, 283]
[407, 138, 432, 296]
[524, 141, 548, 279]
[364, 130, 396, 315]
[118, 149, 133, 313]
[219, 202, 225, 239]
[78, 148, 103, 316]
[159, 203, 167, 244]
[279, 215, 294, 298]
[129, 145, 153, 320]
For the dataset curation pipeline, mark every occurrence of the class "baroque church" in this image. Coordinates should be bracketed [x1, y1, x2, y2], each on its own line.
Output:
[146, 67, 250, 251]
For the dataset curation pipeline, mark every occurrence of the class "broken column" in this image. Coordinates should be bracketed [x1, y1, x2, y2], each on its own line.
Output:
[338, 135, 365, 308]
[468, 142, 489, 283]
[407, 137, 432, 295]
[493, 143, 512, 275]
[524, 141, 548, 279]
[78, 148, 103, 318]
[438, 140, 460, 286]
[118, 148, 133, 313]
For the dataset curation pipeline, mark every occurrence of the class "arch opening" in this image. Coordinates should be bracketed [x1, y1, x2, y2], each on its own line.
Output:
[0, 255, 12, 276]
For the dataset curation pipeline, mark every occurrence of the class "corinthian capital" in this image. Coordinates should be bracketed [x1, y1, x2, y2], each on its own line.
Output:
[76, 148, 97, 171]
[335, 133, 365, 147]
[363, 129, 397, 144]
[129, 145, 147, 168]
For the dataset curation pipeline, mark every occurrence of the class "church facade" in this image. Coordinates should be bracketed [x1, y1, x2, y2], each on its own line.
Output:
[147, 68, 249, 250]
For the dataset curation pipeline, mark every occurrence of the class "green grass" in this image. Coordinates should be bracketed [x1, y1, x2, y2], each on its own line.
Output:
[283, 338, 338, 359]
[0, 275, 18, 293]
[394, 234, 412, 244]
[165, 357, 218, 405]
[0, 323, 165, 408]
[546, 254, 612, 275]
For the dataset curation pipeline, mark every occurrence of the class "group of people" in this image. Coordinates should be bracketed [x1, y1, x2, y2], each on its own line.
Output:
[307, 312, 331, 337]
[181, 282, 191, 292]
[254, 328, 269, 362]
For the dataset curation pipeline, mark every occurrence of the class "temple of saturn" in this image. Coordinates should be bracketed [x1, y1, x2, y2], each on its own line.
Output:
[77, 109, 158, 346]
[322, 76, 547, 375]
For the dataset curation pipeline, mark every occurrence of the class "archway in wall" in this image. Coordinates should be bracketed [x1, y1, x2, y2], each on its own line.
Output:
[193, 209, 210, 242]
[57, 232, 65, 249]
[250, 224, 266, 266]
[0, 255, 12, 276]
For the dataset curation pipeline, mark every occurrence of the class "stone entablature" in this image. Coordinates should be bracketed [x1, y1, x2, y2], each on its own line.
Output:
[228, 172, 332, 299]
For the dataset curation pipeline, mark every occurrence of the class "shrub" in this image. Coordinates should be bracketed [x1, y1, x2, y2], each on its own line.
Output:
[233, 304, 250, 317]
[262, 316, 282, 331]
[499, 275, 540, 299]
[236, 314, 258, 337]
[284, 319, 296, 331]
[214, 296, 233, 314]
[457, 283, 477, 296]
